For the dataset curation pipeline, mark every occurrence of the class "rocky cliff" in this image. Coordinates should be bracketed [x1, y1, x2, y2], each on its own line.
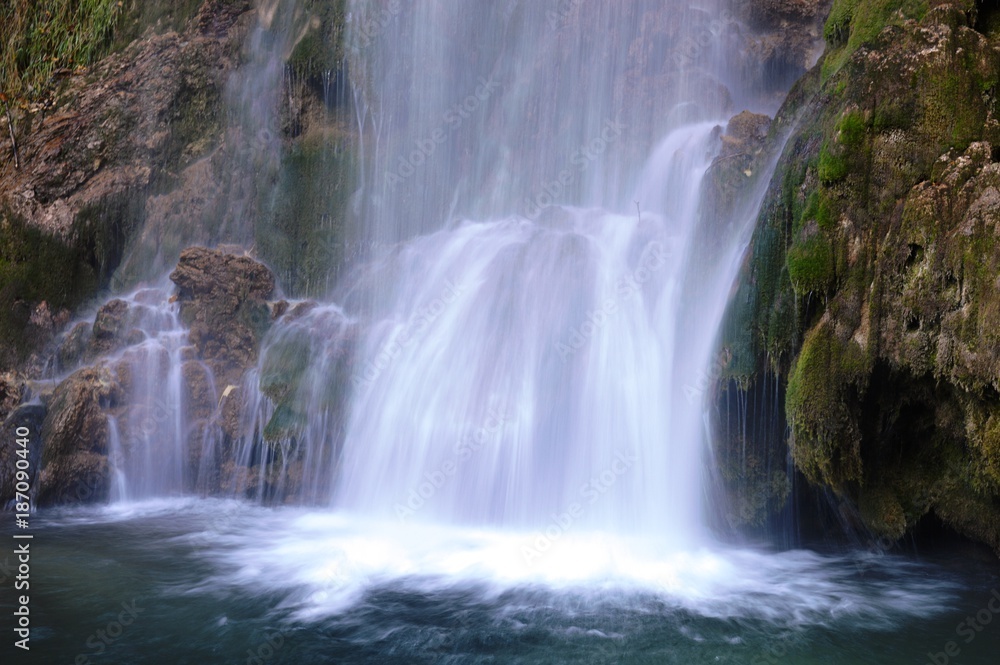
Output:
[0, 0, 353, 375]
[718, 0, 1000, 554]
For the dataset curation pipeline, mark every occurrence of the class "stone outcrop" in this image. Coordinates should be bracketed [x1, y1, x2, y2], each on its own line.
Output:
[169, 246, 276, 387]
[37, 366, 122, 505]
[738, 1, 832, 71]
[0, 1, 252, 241]
[17, 245, 279, 505]
[0, 0, 254, 373]
[718, 0, 1000, 553]
[0, 403, 45, 508]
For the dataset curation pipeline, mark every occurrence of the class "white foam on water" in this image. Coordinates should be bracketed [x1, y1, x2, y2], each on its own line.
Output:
[137, 504, 956, 628]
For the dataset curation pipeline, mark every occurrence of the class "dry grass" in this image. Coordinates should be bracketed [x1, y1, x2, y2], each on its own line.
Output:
[0, 0, 125, 104]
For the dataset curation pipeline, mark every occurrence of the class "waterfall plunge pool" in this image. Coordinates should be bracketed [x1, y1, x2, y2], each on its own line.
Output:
[4, 499, 997, 664]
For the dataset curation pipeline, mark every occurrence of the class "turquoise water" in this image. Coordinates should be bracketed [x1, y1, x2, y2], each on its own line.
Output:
[3, 500, 997, 664]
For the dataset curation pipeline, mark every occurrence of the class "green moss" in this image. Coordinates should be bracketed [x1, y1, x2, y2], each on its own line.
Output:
[838, 111, 867, 148]
[848, 0, 928, 47]
[0, 210, 100, 365]
[824, 0, 861, 47]
[817, 111, 869, 185]
[922, 51, 994, 153]
[787, 235, 835, 296]
[797, 191, 837, 235]
[786, 321, 867, 488]
[818, 141, 848, 184]
[821, 0, 932, 80]
[255, 134, 354, 297]
[288, 0, 348, 82]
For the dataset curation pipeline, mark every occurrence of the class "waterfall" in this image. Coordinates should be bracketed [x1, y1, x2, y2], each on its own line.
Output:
[333, 124, 719, 544]
[24, 6, 979, 657]
[53, 283, 225, 503]
[114, 289, 192, 497]
[268, 0, 779, 544]
[92, 1, 786, 540]
[345, 0, 746, 250]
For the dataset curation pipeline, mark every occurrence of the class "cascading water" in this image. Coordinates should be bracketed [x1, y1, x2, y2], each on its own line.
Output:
[112, 288, 207, 499]
[17, 3, 988, 662]
[324, 0, 749, 543]
[60, 284, 222, 501]
[334, 127, 719, 544]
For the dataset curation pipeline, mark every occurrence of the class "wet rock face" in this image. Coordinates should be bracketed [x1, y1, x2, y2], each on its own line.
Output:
[38, 366, 122, 506]
[0, 372, 24, 422]
[719, 0, 1000, 553]
[12, 246, 278, 507]
[736, 0, 832, 97]
[0, 3, 252, 240]
[0, 404, 45, 508]
[701, 110, 773, 228]
[56, 298, 145, 371]
[0, 1, 255, 374]
[169, 246, 276, 386]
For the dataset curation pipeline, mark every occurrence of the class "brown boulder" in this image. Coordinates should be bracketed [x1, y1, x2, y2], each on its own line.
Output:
[56, 298, 137, 371]
[38, 366, 122, 505]
[92, 299, 130, 348]
[0, 371, 25, 422]
[169, 246, 276, 386]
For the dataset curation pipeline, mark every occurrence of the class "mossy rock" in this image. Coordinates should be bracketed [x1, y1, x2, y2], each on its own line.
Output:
[786, 319, 868, 488]
[255, 134, 354, 297]
[720, 0, 1000, 553]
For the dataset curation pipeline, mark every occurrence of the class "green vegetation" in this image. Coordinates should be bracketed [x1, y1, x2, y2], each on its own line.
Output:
[785, 321, 867, 488]
[787, 235, 835, 296]
[817, 141, 848, 184]
[721, 0, 1000, 550]
[0, 0, 206, 104]
[288, 0, 348, 82]
[798, 191, 835, 234]
[818, 111, 868, 184]
[1, 0, 124, 103]
[821, 0, 935, 80]
[0, 209, 99, 364]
